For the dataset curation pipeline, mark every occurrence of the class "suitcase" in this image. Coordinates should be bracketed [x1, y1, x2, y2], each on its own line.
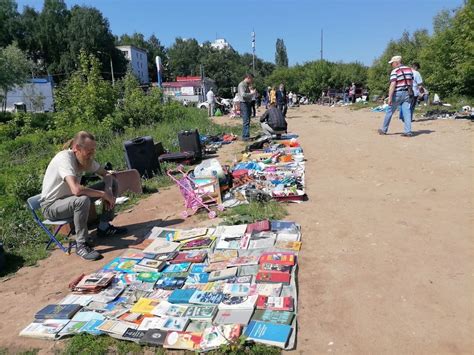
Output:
[123, 136, 161, 178]
[178, 129, 202, 160]
[158, 151, 196, 165]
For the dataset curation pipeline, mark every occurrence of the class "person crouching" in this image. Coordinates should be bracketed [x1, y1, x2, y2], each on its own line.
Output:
[260, 103, 288, 138]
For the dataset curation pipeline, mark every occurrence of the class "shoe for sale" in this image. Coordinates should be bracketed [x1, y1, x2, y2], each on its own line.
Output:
[76, 244, 101, 261]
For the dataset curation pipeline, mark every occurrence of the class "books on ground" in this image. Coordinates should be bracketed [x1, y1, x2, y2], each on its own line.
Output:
[200, 324, 241, 351]
[208, 267, 238, 281]
[163, 330, 202, 350]
[218, 294, 258, 310]
[19, 319, 70, 339]
[251, 309, 295, 325]
[214, 308, 254, 325]
[139, 328, 168, 346]
[256, 295, 294, 311]
[244, 320, 292, 348]
[129, 298, 160, 315]
[35, 304, 82, 320]
[143, 239, 180, 258]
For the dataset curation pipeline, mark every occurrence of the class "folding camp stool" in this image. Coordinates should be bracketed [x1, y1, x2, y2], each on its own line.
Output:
[27, 194, 76, 254]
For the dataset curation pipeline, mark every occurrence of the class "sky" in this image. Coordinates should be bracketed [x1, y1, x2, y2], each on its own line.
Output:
[17, 0, 464, 66]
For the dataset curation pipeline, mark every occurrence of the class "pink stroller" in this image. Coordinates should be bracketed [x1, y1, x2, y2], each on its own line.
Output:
[167, 165, 225, 219]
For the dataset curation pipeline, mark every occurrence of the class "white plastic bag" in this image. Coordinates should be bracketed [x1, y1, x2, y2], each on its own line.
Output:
[194, 158, 224, 179]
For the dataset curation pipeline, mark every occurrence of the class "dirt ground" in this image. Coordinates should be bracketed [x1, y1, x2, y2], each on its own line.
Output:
[1, 105, 473, 354]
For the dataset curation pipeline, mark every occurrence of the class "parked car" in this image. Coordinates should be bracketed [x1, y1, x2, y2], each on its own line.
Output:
[198, 98, 233, 114]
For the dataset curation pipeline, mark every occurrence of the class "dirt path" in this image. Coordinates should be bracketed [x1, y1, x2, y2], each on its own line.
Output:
[287, 105, 473, 354]
[1, 105, 472, 354]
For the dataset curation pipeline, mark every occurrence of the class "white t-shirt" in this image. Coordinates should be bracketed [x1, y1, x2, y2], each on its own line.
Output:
[412, 70, 423, 96]
[206, 90, 215, 104]
[40, 150, 100, 206]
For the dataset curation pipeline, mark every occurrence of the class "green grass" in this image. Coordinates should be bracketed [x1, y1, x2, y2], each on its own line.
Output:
[63, 333, 281, 355]
[222, 201, 287, 225]
[64, 334, 153, 355]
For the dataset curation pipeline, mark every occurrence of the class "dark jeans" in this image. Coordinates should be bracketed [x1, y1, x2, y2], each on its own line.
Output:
[240, 101, 251, 139]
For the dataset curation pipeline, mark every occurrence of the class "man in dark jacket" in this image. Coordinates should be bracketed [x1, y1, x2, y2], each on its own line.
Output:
[260, 103, 288, 137]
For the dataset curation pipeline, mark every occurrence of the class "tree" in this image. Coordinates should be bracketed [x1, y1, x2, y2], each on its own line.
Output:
[0, 43, 32, 111]
[55, 50, 116, 125]
[36, 0, 70, 75]
[167, 38, 202, 79]
[60, 5, 127, 80]
[16, 6, 42, 67]
[368, 30, 430, 95]
[0, 0, 20, 48]
[147, 34, 168, 82]
[199, 44, 242, 97]
[421, 3, 474, 97]
[275, 38, 288, 67]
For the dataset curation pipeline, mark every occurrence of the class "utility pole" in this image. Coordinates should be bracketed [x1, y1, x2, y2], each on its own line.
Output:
[251, 30, 256, 75]
[320, 28, 323, 61]
[109, 56, 115, 86]
[97, 51, 115, 85]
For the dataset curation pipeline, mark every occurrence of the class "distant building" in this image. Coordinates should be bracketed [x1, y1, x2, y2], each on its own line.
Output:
[210, 38, 231, 50]
[116, 45, 149, 84]
[4, 78, 54, 112]
[160, 76, 216, 103]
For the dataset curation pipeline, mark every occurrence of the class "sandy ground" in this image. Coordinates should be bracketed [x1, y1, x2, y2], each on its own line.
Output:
[0, 105, 473, 354]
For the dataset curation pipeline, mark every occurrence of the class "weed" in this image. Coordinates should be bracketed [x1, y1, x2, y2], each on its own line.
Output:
[222, 201, 287, 225]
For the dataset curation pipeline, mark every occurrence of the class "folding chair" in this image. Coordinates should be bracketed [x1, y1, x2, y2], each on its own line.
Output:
[27, 194, 76, 254]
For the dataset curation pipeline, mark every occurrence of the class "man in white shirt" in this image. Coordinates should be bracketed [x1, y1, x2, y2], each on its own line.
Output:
[40, 131, 127, 260]
[411, 62, 424, 117]
[206, 88, 215, 117]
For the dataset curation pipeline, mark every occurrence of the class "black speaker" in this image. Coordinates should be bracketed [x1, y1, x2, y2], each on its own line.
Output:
[124, 136, 161, 178]
[178, 129, 202, 160]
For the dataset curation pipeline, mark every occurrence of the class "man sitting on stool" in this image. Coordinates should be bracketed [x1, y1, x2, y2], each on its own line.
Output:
[260, 103, 288, 138]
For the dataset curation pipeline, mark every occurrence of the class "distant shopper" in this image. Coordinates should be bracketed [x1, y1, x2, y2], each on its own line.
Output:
[260, 103, 288, 137]
[270, 86, 277, 105]
[263, 86, 271, 108]
[350, 83, 356, 103]
[40, 131, 127, 261]
[411, 62, 424, 114]
[276, 83, 288, 116]
[206, 88, 215, 117]
[237, 74, 255, 141]
[250, 86, 257, 118]
[378, 55, 414, 137]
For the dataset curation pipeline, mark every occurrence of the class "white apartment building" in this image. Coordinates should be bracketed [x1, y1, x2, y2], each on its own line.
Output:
[210, 38, 231, 50]
[116, 45, 149, 84]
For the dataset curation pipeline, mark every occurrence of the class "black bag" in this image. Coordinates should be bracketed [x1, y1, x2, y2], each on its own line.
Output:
[158, 151, 196, 164]
[400, 68, 414, 97]
[178, 130, 202, 160]
[246, 136, 271, 152]
[124, 136, 161, 178]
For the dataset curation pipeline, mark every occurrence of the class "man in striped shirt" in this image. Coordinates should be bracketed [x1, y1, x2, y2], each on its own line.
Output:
[378, 55, 414, 137]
